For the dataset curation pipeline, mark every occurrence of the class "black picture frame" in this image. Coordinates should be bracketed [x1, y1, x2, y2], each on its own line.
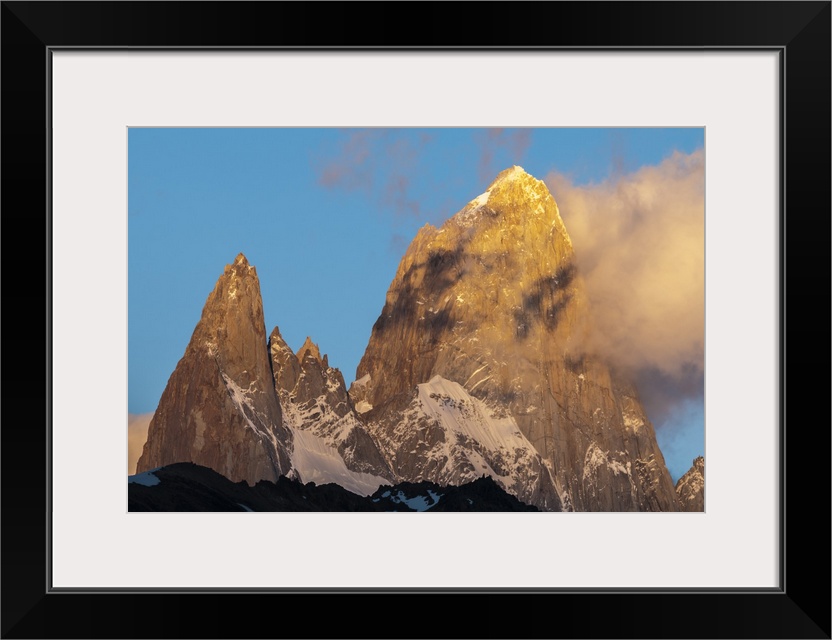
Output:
[2, 2, 829, 638]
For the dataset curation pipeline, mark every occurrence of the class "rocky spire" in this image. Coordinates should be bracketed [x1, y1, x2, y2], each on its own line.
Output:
[136, 254, 293, 483]
[269, 326, 396, 487]
[296, 336, 324, 366]
[269, 326, 301, 396]
[353, 167, 679, 511]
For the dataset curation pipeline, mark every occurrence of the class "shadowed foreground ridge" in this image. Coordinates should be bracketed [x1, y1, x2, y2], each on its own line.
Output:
[128, 463, 538, 512]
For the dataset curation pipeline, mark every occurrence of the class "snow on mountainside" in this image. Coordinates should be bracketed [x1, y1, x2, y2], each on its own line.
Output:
[365, 375, 562, 511]
[269, 328, 395, 494]
[128, 469, 161, 486]
[349, 374, 373, 414]
[289, 428, 388, 496]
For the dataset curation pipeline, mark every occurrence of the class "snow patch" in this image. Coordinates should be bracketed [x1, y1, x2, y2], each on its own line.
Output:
[471, 190, 490, 208]
[353, 373, 371, 387]
[325, 376, 342, 394]
[623, 412, 645, 433]
[374, 375, 546, 502]
[128, 470, 161, 487]
[467, 375, 492, 392]
[583, 443, 631, 480]
[221, 372, 279, 449]
[364, 374, 558, 509]
[355, 401, 373, 414]
[462, 364, 488, 387]
[388, 489, 443, 512]
[456, 190, 494, 228]
[417, 376, 528, 455]
[290, 428, 387, 497]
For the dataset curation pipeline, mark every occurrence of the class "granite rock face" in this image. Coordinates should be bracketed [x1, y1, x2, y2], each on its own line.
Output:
[269, 330, 396, 494]
[675, 456, 705, 511]
[353, 167, 679, 511]
[137, 254, 293, 484]
[135, 253, 391, 494]
[365, 375, 562, 510]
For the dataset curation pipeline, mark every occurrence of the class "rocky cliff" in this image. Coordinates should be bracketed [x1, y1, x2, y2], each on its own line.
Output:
[136, 254, 293, 483]
[675, 456, 705, 511]
[136, 253, 395, 493]
[353, 166, 680, 511]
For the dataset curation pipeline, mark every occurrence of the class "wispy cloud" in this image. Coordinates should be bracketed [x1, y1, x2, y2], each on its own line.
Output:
[316, 128, 534, 222]
[476, 128, 532, 184]
[388, 232, 411, 256]
[546, 149, 705, 430]
[315, 129, 432, 218]
[318, 130, 376, 191]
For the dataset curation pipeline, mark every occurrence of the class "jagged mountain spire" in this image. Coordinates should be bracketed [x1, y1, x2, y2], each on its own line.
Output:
[137, 254, 293, 483]
[297, 336, 325, 367]
[269, 325, 396, 493]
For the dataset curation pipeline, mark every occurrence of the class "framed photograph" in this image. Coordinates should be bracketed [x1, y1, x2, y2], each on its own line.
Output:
[3, 2, 829, 638]
[126, 125, 707, 518]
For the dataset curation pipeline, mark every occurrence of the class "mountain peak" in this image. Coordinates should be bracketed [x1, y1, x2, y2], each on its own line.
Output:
[137, 254, 293, 484]
[269, 325, 285, 343]
[487, 164, 535, 187]
[355, 161, 680, 511]
[223, 253, 256, 282]
[297, 336, 323, 364]
[466, 165, 549, 205]
[501, 164, 528, 177]
[452, 165, 557, 232]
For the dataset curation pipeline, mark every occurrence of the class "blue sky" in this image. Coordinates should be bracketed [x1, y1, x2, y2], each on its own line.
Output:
[128, 128, 704, 481]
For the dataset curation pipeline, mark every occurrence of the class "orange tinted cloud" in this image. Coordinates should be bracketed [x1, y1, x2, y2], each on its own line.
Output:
[547, 149, 704, 408]
[476, 128, 532, 183]
[316, 129, 430, 218]
[128, 413, 153, 475]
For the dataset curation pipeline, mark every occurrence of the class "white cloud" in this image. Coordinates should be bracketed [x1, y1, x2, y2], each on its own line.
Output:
[547, 149, 705, 432]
